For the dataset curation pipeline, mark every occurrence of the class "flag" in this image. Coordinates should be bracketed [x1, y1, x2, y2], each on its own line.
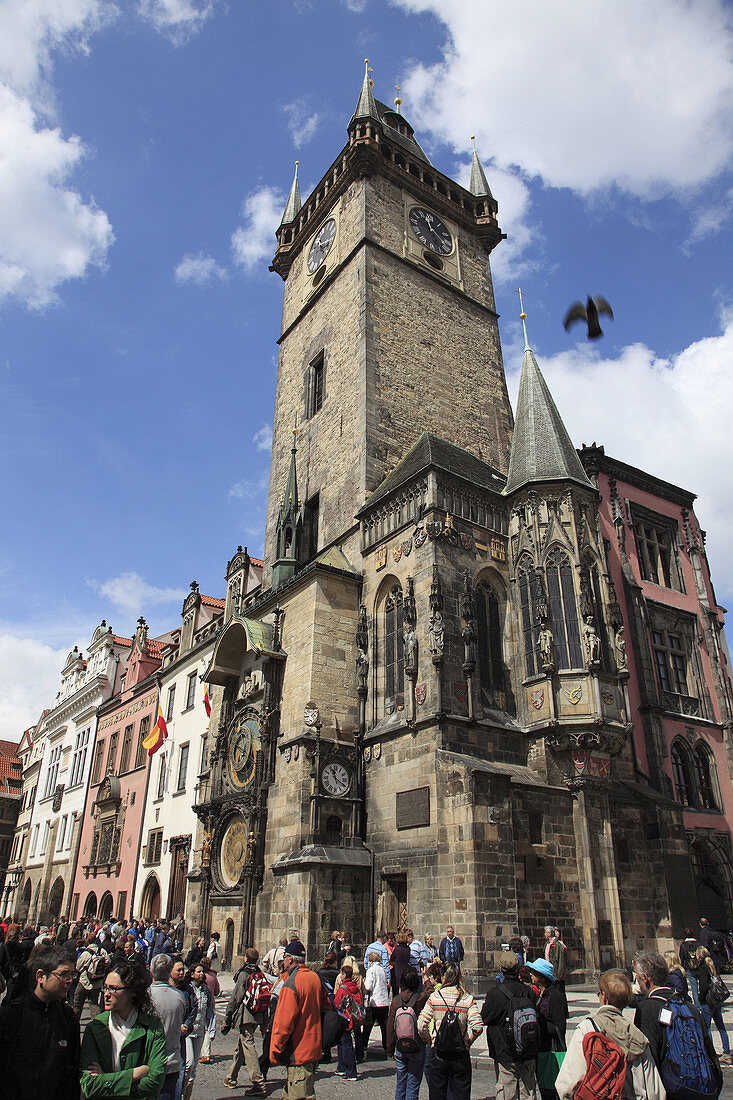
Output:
[203, 683, 211, 718]
[144, 705, 168, 756]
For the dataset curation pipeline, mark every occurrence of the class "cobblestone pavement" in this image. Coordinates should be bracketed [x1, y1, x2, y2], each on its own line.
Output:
[130, 975, 733, 1100]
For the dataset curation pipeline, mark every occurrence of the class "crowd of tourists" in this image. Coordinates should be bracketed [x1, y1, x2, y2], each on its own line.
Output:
[0, 911, 731, 1100]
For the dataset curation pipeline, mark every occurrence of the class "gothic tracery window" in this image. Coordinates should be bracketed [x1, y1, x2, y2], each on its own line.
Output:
[546, 548, 583, 670]
[384, 585, 404, 710]
[694, 742, 721, 811]
[581, 556, 610, 671]
[671, 740, 695, 806]
[476, 581, 505, 705]
[518, 557, 539, 678]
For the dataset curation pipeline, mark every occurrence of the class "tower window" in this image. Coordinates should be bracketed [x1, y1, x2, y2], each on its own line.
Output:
[671, 740, 695, 806]
[632, 509, 685, 592]
[303, 494, 319, 562]
[652, 629, 688, 695]
[309, 351, 325, 417]
[476, 582, 505, 705]
[518, 558, 539, 678]
[385, 586, 405, 710]
[694, 742, 720, 811]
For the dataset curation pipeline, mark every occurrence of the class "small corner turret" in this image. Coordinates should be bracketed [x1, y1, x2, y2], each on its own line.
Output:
[272, 429, 303, 589]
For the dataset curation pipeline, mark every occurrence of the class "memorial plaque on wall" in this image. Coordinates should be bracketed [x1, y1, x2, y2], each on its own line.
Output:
[396, 787, 430, 830]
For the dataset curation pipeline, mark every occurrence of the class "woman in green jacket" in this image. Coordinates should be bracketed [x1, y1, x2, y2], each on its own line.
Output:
[81, 957, 168, 1099]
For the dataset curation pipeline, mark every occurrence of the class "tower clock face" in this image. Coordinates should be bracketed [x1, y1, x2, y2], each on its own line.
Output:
[307, 218, 337, 274]
[227, 712, 261, 791]
[321, 760, 351, 797]
[408, 207, 453, 255]
[218, 814, 246, 889]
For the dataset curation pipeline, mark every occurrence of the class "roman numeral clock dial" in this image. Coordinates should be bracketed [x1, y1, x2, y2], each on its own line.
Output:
[307, 218, 337, 274]
[320, 760, 351, 797]
[408, 207, 453, 255]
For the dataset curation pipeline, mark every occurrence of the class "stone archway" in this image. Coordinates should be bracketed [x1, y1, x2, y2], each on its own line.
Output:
[19, 878, 32, 922]
[47, 877, 65, 921]
[98, 892, 114, 922]
[140, 875, 161, 921]
[692, 838, 733, 929]
[84, 892, 98, 919]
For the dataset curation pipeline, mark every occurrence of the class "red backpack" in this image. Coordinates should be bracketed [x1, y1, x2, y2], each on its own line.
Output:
[243, 971, 273, 1015]
[574, 1021, 627, 1100]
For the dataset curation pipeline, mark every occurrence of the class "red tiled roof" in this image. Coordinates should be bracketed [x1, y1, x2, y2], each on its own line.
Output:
[0, 740, 20, 757]
[250, 558, 264, 568]
[144, 639, 165, 659]
[201, 595, 225, 609]
[114, 636, 132, 647]
[0, 758, 21, 781]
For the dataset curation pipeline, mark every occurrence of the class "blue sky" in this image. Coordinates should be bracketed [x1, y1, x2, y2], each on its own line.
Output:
[1, 0, 732, 737]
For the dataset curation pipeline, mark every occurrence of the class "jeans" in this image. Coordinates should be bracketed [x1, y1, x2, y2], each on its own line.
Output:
[395, 1047, 425, 1100]
[428, 1051, 472, 1100]
[702, 1004, 730, 1054]
[686, 970, 700, 1008]
[363, 1005, 389, 1050]
[337, 1031, 357, 1077]
[159, 1073, 179, 1100]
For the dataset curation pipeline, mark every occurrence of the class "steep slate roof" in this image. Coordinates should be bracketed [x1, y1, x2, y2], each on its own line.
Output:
[280, 161, 302, 225]
[361, 431, 506, 514]
[504, 345, 593, 496]
[469, 145, 494, 199]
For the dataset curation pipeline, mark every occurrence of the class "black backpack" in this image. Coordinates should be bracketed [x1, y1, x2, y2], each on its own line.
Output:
[709, 931, 725, 955]
[433, 989, 467, 1057]
[499, 984, 540, 1060]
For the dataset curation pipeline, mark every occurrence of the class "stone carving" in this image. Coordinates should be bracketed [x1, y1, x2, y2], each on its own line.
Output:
[460, 570, 477, 674]
[202, 829, 212, 867]
[356, 648, 369, 690]
[403, 626, 418, 678]
[614, 625, 627, 670]
[538, 621, 556, 671]
[356, 604, 369, 691]
[583, 615, 601, 667]
[428, 564, 444, 661]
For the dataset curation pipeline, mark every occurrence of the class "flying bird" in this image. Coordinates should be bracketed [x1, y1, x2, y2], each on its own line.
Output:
[563, 296, 614, 339]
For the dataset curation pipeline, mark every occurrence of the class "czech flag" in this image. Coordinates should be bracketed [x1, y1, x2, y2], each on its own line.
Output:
[143, 705, 168, 756]
[203, 684, 211, 718]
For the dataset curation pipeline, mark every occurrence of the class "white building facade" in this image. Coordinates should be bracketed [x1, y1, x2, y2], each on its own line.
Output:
[10, 623, 130, 924]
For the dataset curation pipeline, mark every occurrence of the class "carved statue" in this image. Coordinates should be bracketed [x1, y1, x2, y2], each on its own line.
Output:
[245, 831, 257, 867]
[538, 622, 556, 670]
[461, 623, 477, 667]
[403, 626, 418, 677]
[428, 610, 445, 657]
[614, 625, 627, 670]
[583, 615, 601, 666]
[239, 674, 255, 701]
[356, 648, 369, 690]
[201, 830, 212, 867]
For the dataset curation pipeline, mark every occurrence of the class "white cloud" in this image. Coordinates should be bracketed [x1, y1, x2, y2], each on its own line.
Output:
[228, 473, 269, 500]
[253, 424, 273, 452]
[283, 99, 320, 147]
[519, 310, 733, 603]
[174, 251, 226, 285]
[138, 0, 214, 41]
[90, 572, 187, 620]
[231, 186, 284, 274]
[0, 1, 115, 308]
[0, 634, 70, 740]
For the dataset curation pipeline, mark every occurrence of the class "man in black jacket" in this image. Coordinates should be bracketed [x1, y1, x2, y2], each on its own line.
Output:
[633, 950, 724, 1087]
[0, 944, 80, 1100]
[481, 951, 538, 1100]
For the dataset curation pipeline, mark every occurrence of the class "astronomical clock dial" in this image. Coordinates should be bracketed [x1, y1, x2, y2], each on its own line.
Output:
[320, 759, 351, 797]
[307, 218, 337, 274]
[227, 712, 261, 791]
[219, 814, 247, 889]
[408, 207, 453, 255]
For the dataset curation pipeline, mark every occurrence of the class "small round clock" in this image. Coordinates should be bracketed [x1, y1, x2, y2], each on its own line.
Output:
[307, 218, 337, 274]
[227, 711, 261, 791]
[408, 207, 453, 255]
[320, 759, 351, 797]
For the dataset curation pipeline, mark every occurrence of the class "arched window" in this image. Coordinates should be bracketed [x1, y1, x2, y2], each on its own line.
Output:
[476, 581, 504, 704]
[325, 815, 342, 845]
[384, 585, 404, 710]
[581, 556, 610, 671]
[518, 557, 539, 677]
[546, 548, 583, 669]
[694, 742, 721, 811]
[671, 740, 695, 806]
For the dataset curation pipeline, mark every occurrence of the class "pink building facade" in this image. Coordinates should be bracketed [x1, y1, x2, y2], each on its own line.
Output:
[71, 618, 165, 923]
[580, 445, 733, 929]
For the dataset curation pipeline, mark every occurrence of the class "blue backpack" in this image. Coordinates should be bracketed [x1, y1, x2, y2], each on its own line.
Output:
[657, 995, 719, 1100]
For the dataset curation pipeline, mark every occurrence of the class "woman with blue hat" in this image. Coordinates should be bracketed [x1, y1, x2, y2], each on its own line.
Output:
[527, 958, 568, 1100]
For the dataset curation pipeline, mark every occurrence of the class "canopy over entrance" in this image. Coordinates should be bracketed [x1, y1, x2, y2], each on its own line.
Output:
[204, 615, 283, 686]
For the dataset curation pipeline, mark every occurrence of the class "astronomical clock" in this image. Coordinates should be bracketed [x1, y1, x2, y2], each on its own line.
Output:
[210, 705, 266, 895]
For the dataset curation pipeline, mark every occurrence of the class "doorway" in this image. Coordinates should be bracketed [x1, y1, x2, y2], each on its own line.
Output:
[379, 874, 407, 935]
[167, 837, 191, 922]
[140, 875, 161, 921]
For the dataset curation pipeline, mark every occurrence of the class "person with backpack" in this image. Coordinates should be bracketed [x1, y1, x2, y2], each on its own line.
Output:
[418, 962, 483, 1100]
[363, 949, 391, 1054]
[693, 946, 731, 1065]
[664, 951, 691, 1001]
[269, 944, 331, 1098]
[633, 949, 723, 1098]
[334, 963, 364, 1080]
[701, 921, 728, 975]
[222, 946, 271, 1094]
[555, 968, 665, 1100]
[184, 964, 215, 1096]
[481, 950, 539, 1100]
[387, 966, 429, 1100]
[206, 931, 221, 974]
[680, 928, 701, 1007]
[74, 932, 108, 1019]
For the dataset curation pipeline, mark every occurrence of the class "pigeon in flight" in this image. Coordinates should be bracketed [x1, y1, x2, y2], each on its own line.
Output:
[563, 296, 614, 339]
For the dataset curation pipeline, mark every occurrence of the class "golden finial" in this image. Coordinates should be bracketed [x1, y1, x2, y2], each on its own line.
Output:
[369, 65, 374, 89]
[471, 135, 476, 151]
[516, 288, 530, 350]
[394, 84, 402, 111]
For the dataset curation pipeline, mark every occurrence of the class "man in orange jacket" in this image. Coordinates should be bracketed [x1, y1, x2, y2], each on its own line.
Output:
[270, 945, 330, 1098]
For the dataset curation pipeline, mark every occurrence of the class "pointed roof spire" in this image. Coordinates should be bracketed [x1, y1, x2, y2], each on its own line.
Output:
[469, 136, 494, 200]
[505, 294, 593, 496]
[279, 424, 300, 520]
[353, 57, 379, 121]
[280, 161, 301, 225]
